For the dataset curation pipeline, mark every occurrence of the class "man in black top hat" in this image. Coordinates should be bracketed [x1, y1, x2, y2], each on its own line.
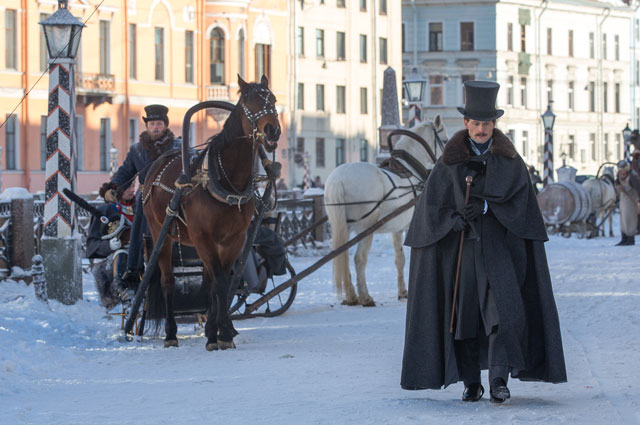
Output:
[99, 104, 180, 285]
[401, 81, 566, 403]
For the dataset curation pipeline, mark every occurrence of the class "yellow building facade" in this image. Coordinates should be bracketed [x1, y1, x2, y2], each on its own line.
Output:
[0, 0, 289, 193]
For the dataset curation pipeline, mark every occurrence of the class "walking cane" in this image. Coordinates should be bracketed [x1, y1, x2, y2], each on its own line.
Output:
[449, 175, 474, 334]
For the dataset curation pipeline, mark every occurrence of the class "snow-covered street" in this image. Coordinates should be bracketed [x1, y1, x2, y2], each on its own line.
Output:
[1, 229, 639, 424]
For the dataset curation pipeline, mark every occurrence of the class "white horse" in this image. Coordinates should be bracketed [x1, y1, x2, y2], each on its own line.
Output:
[582, 166, 617, 237]
[324, 117, 448, 306]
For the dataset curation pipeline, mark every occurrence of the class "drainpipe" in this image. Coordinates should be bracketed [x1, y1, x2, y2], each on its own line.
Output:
[412, 0, 417, 68]
[536, 0, 548, 170]
[599, 7, 611, 163]
[21, 0, 30, 190]
[290, 0, 297, 187]
[631, 3, 640, 129]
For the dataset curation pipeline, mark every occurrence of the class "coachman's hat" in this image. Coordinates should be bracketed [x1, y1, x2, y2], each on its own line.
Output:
[143, 104, 169, 125]
[457, 80, 504, 121]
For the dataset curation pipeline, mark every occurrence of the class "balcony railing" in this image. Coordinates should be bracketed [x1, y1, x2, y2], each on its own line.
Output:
[206, 85, 231, 101]
[75, 73, 116, 95]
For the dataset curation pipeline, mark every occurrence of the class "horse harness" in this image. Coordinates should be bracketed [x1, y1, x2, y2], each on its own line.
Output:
[332, 123, 448, 224]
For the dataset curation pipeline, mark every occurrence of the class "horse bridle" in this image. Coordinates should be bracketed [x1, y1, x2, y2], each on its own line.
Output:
[239, 87, 279, 152]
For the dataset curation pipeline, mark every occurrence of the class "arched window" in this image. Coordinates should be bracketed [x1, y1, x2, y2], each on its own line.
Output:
[210, 28, 225, 84]
[238, 29, 245, 78]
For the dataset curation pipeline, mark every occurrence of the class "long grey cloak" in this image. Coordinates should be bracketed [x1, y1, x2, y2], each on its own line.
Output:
[401, 129, 567, 390]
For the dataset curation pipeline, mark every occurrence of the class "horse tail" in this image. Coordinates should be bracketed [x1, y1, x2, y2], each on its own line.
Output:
[143, 258, 166, 335]
[325, 179, 350, 298]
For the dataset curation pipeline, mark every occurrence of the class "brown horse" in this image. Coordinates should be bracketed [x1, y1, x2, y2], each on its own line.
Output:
[142, 75, 280, 350]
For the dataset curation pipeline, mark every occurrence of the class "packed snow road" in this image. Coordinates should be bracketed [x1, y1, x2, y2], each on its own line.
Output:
[1, 230, 639, 424]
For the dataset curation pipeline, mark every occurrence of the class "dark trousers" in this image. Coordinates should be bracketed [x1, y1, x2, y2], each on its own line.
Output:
[126, 192, 147, 272]
[454, 329, 509, 386]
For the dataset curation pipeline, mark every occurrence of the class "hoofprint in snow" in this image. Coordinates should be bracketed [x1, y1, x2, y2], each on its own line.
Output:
[1, 224, 640, 425]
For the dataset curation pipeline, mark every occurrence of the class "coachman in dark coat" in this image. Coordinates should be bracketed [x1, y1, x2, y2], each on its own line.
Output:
[99, 104, 180, 283]
[401, 81, 566, 404]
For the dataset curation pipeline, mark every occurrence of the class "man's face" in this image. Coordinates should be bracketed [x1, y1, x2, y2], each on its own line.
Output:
[464, 119, 495, 144]
[122, 184, 135, 201]
[146, 120, 166, 140]
[619, 168, 630, 179]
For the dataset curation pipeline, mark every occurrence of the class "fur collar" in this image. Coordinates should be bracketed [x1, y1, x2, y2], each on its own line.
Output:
[140, 129, 176, 160]
[442, 128, 517, 165]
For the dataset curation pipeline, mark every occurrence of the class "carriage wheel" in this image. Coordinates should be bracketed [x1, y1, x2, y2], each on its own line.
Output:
[230, 259, 297, 319]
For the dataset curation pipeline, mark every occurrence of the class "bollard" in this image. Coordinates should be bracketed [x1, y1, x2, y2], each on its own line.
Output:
[31, 254, 48, 303]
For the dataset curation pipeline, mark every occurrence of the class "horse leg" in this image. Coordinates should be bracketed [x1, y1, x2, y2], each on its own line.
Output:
[202, 267, 219, 351]
[157, 242, 178, 348]
[213, 266, 237, 350]
[392, 231, 408, 300]
[354, 234, 375, 307]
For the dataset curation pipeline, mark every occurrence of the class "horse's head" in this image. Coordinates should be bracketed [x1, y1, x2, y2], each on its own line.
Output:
[237, 75, 281, 153]
[394, 114, 449, 169]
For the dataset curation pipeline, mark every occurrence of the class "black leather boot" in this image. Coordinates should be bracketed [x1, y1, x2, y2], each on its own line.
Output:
[462, 383, 484, 402]
[490, 378, 510, 403]
[616, 234, 629, 246]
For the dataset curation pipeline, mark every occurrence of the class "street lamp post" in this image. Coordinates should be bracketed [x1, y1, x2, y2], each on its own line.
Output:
[39, 0, 85, 305]
[541, 101, 556, 187]
[403, 68, 426, 128]
[622, 123, 632, 162]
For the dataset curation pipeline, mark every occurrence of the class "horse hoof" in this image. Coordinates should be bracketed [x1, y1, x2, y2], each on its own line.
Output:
[362, 300, 376, 307]
[206, 342, 219, 351]
[164, 339, 179, 348]
[217, 340, 236, 350]
[398, 292, 408, 300]
[341, 299, 359, 306]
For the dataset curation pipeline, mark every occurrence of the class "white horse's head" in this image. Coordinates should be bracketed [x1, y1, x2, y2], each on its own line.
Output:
[393, 114, 448, 172]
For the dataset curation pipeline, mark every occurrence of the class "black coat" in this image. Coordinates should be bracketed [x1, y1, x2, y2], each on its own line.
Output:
[401, 129, 567, 390]
[111, 129, 179, 189]
[86, 204, 121, 259]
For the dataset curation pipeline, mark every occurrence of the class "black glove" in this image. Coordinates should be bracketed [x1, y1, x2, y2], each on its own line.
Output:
[464, 198, 485, 221]
[452, 215, 468, 232]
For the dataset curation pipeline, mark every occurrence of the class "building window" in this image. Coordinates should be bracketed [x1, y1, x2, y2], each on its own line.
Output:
[360, 87, 368, 114]
[402, 23, 405, 53]
[520, 77, 527, 107]
[337, 32, 346, 60]
[316, 138, 325, 167]
[298, 82, 304, 110]
[75, 115, 84, 171]
[210, 28, 225, 83]
[615, 35, 620, 61]
[100, 20, 111, 75]
[337, 0, 345, 7]
[355, 139, 366, 162]
[590, 133, 596, 161]
[129, 118, 137, 147]
[5, 114, 16, 170]
[100, 118, 110, 171]
[256, 43, 271, 81]
[507, 76, 514, 106]
[520, 24, 526, 52]
[569, 135, 575, 160]
[589, 81, 596, 112]
[238, 29, 245, 78]
[360, 0, 366, 11]
[589, 32, 594, 59]
[605, 133, 610, 160]
[127, 24, 137, 79]
[360, 35, 367, 62]
[568, 30, 574, 57]
[547, 28, 552, 55]
[336, 85, 346, 114]
[637, 61, 640, 87]
[41, 116, 47, 170]
[602, 34, 607, 60]
[155, 27, 165, 81]
[615, 83, 621, 113]
[316, 84, 325, 111]
[547, 80, 553, 104]
[507, 23, 513, 52]
[5, 10, 17, 70]
[429, 23, 443, 52]
[379, 37, 388, 64]
[40, 13, 50, 72]
[189, 122, 196, 148]
[316, 29, 324, 57]
[380, 0, 387, 14]
[460, 22, 474, 51]
[296, 137, 304, 157]
[185, 30, 194, 83]
[522, 130, 529, 158]
[430, 75, 443, 105]
[336, 139, 345, 166]
[616, 133, 622, 158]
[568, 81, 574, 111]
[296, 27, 304, 56]
[603, 82, 608, 113]
[461, 74, 474, 103]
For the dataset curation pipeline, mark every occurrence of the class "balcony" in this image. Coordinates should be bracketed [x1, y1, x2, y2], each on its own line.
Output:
[206, 84, 231, 101]
[75, 73, 115, 105]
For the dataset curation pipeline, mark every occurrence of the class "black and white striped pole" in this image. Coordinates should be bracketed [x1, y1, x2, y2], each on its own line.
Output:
[541, 101, 556, 187]
[39, 1, 85, 305]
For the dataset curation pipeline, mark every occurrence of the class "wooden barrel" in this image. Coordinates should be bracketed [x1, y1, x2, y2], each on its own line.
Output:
[537, 181, 592, 225]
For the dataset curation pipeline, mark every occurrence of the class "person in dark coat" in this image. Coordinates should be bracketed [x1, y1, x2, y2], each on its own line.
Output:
[401, 81, 566, 404]
[615, 159, 640, 245]
[99, 104, 180, 284]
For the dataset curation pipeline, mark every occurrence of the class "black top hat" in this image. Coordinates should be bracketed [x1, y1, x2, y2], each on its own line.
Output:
[143, 104, 169, 125]
[457, 81, 504, 121]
